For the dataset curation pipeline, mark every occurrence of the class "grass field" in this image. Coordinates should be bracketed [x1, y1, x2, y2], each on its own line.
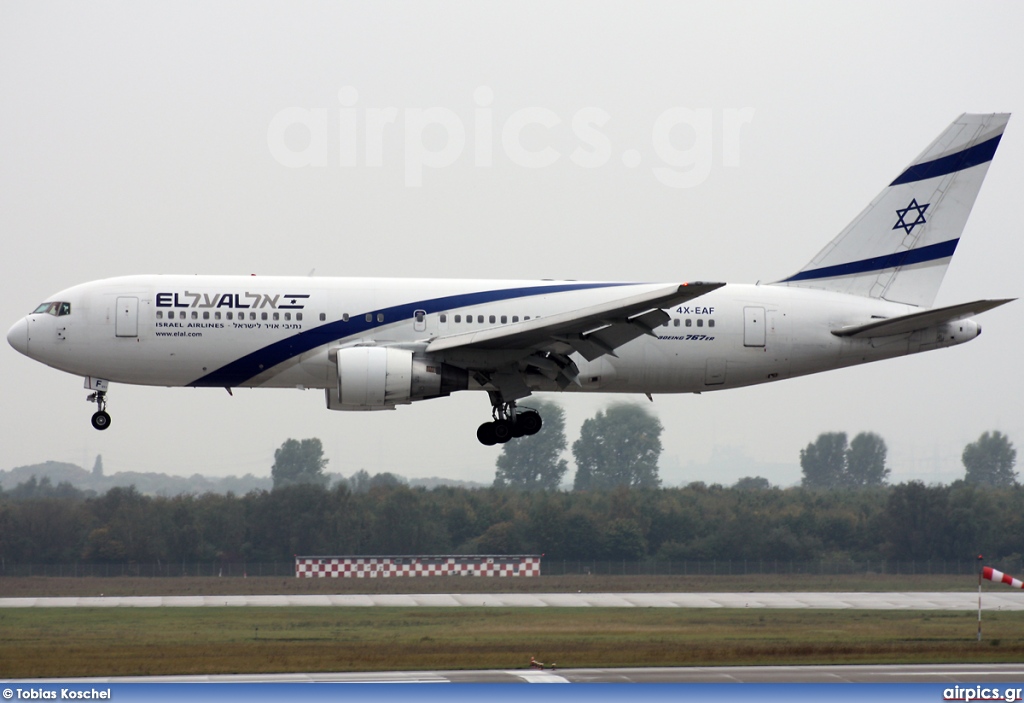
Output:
[1, 606, 1021, 678]
[2, 574, 1018, 678]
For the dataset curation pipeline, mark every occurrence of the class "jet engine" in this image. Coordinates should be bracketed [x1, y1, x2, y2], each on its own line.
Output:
[325, 346, 468, 411]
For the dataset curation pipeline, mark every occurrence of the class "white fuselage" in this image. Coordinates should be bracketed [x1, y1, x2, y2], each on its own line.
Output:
[7, 274, 979, 405]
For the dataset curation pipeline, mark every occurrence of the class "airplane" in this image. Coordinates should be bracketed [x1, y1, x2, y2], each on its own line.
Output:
[6, 113, 1014, 445]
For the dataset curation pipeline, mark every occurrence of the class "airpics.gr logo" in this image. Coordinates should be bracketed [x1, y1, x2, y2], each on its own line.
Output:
[156, 292, 310, 310]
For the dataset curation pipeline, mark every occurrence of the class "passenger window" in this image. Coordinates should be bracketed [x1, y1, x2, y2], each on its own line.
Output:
[674, 319, 680, 327]
[250, 312, 256, 320]
[512, 316, 519, 323]
[465, 316, 472, 324]
[365, 313, 372, 322]
[697, 319, 703, 327]
[525, 316, 531, 321]
[455, 314, 461, 323]
[284, 312, 291, 321]
[215, 311, 221, 320]
[261, 312, 268, 321]
[296, 313, 303, 321]
[191, 311, 198, 320]
[342, 313, 349, 322]
[709, 319, 715, 328]
[226, 312, 233, 320]
[156, 311, 163, 319]
[489, 315, 496, 324]
[685, 319, 692, 327]
[440, 313, 447, 323]
[273, 312, 279, 321]
[477, 315, 484, 323]
[202, 311, 209, 320]
[415, 311, 425, 323]
[377, 313, 384, 323]
[500, 315, 507, 324]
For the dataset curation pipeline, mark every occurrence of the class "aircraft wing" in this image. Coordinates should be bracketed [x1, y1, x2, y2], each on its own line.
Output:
[426, 282, 724, 362]
[831, 299, 1014, 338]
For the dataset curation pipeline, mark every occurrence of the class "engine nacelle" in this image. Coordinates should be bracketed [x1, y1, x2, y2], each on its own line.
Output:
[325, 346, 468, 411]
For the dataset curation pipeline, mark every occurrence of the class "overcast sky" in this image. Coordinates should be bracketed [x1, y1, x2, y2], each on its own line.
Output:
[2, 1, 1022, 488]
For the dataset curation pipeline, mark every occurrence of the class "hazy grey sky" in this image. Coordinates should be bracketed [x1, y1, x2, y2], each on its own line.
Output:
[2, 1, 1022, 487]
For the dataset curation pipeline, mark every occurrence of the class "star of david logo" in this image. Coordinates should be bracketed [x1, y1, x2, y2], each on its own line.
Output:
[893, 198, 930, 235]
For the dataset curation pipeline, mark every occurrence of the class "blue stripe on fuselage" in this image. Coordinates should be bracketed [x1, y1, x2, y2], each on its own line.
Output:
[782, 238, 959, 284]
[889, 134, 1001, 186]
[189, 282, 633, 387]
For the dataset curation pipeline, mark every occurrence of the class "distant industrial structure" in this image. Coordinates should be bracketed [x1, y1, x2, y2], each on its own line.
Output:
[295, 555, 541, 578]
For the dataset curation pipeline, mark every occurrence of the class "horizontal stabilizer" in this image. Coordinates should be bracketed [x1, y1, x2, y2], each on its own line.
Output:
[831, 299, 1014, 338]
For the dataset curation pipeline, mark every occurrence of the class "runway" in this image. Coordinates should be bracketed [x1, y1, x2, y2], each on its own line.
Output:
[1, 591, 1020, 610]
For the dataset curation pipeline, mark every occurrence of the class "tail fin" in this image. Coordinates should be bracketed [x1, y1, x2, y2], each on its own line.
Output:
[776, 113, 1009, 307]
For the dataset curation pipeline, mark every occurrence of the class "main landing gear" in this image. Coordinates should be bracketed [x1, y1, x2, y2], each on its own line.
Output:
[87, 389, 111, 431]
[477, 393, 543, 446]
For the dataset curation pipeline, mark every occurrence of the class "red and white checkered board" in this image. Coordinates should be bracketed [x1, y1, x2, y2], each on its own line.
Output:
[295, 557, 540, 578]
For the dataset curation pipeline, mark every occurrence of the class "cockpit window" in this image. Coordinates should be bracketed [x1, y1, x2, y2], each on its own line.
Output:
[32, 302, 71, 316]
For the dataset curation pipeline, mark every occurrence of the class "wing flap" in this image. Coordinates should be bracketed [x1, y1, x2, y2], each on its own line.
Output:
[831, 298, 1014, 338]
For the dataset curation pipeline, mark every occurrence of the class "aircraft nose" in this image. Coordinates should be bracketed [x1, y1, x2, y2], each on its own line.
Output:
[7, 317, 29, 355]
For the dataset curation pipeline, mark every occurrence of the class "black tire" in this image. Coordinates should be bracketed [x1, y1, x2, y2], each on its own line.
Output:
[91, 411, 111, 431]
[492, 419, 514, 443]
[518, 410, 542, 436]
[477, 422, 498, 446]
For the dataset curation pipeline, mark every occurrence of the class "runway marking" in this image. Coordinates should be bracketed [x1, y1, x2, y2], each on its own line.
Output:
[505, 671, 571, 683]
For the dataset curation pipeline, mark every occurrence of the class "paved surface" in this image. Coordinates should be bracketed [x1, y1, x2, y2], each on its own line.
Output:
[13, 664, 1024, 683]
[0, 591, 1019, 610]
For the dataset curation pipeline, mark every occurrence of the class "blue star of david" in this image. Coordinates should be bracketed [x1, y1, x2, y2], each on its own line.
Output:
[893, 198, 930, 235]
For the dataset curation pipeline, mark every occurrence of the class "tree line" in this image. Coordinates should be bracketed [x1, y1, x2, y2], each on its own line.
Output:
[3, 478, 1023, 566]
[798, 430, 1017, 489]
[2, 401, 1015, 567]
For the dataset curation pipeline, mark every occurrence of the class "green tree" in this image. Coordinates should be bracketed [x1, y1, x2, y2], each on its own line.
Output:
[494, 401, 569, 490]
[572, 404, 662, 490]
[800, 431, 890, 488]
[845, 432, 890, 487]
[800, 432, 848, 489]
[734, 476, 771, 491]
[963, 431, 1018, 487]
[271, 438, 329, 489]
[601, 518, 647, 559]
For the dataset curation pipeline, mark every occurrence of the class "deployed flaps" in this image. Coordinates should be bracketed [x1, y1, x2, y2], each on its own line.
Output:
[557, 308, 670, 362]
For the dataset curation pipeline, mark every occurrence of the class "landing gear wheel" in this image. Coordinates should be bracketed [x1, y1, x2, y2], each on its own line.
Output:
[91, 411, 111, 431]
[492, 419, 514, 444]
[518, 410, 542, 436]
[477, 422, 498, 446]
[86, 386, 110, 431]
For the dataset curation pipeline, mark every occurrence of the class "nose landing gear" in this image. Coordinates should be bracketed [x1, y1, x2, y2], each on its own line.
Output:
[476, 393, 543, 446]
[86, 387, 111, 431]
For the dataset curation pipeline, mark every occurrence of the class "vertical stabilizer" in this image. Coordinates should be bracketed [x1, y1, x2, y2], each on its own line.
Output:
[776, 113, 1009, 307]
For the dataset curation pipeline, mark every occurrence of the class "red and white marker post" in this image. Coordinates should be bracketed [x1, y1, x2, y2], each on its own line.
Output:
[979, 558, 1024, 641]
